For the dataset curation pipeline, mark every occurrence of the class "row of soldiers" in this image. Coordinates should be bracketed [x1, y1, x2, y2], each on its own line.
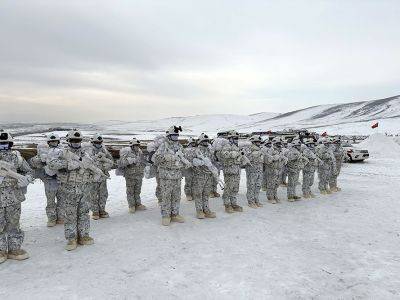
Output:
[0, 126, 343, 263]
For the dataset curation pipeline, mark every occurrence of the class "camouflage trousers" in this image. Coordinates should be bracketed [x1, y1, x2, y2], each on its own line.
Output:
[280, 166, 288, 184]
[125, 175, 143, 208]
[61, 183, 91, 241]
[287, 169, 300, 198]
[90, 180, 108, 214]
[211, 169, 221, 193]
[192, 173, 213, 212]
[329, 162, 342, 189]
[222, 172, 240, 206]
[184, 172, 193, 197]
[246, 169, 263, 204]
[266, 168, 280, 199]
[318, 165, 330, 191]
[0, 203, 24, 252]
[155, 174, 161, 203]
[44, 178, 64, 222]
[262, 165, 267, 189]
[302, 169, 315, 195]
[159, 178, 181, 218]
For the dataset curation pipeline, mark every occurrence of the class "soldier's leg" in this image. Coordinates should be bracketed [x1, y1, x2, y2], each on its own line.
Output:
[222, 172, 232, 206]
[287, 171, 295, 198]
[99, 180, 108, 213]
[192, 175, 205, 213]
[246, 171, 255, 204]
[318, 167, 325, 192]
[77, 186, 91, 239]
[254, 171, 262, 204]
[63, 188, 79, 241]
[6, 204, 24, 251]
[56, 183, 64, 222]
[44, 181, 58, 222]
[134, 176, 143, 206]
[230, 174, 240, 207]
[184, 174, 192, 197]
[160, 179, 173, 217]
[302, 171, 308, 195]
[171, 178, 182, 217]
[155, 175, 161, 203]
[202, 175, 213, 213]
[125, 177, 136, 208]
[90, 183, 100, 215]
[0, 208, 7, 252]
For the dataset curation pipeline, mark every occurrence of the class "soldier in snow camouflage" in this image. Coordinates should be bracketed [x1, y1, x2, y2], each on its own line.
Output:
[190, 133, 217, 219]
[118, 138, 147, 213]
[0, 130, 32, 263]
[329, 137, 344, 192]
[47, 129, 95, 251]
[286, 139, 307, 201]
[183, 138, 197, 201]
[153, 126, 190, 226]
[301, 139, 318, 198]
[316, 138, 335, 195]
[244, 135, 264, 208]
[86, 134, 114, 219]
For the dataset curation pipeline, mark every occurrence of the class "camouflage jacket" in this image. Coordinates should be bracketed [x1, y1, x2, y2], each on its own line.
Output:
[153, 140, 185, 180]
[118, 146, 146, 177]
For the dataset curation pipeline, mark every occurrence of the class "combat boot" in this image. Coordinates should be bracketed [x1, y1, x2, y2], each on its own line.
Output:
[310, 193, 316, 198]
[7, 249, 29, 261]
[210, 191, 221, 198]
[92, 212, 100, 220]
[196, 211, 205, 219]
[336, 187, 342, 191]
[326, 189, 332, 194]
[256, 202, 263, 207]
[171, 215, 185, 223]
[162, 217, 171, 226]
[281, 182, 288, 187]
[248, 202, 258, 209]
[129, 206, 136, 214]
[293, 195, 302, 201]
[287, 196, 295, 202]
[330, 187, 338, 192]
[56, 219, 64, 225]
[78, 236, 94, 246]
[303, 193, 310, 199]
[204, 210, 216, 218]
[65, 239, 78, 251]
[261, 187, 267, 191]
[225, 205, 234, 213]
[186, 195, 193, 201]
[47, 219, 57, 227]
[320, 190, 327, 195]
[136, 204, 147, 211]
[0, 251, 7, 264]
[274, 196, 281, 203]
[232, 205, 243, 212]
[99, 211, 109, 218]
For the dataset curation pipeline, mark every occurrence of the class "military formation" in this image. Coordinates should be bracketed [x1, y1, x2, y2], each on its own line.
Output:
[0, 126, 344, 263]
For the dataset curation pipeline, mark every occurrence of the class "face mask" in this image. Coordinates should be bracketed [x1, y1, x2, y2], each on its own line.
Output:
[48, 141, 59, 148]
[93, 143, 102, 149]
[169, 134, 179, 142]
[70, 142, 81, 149]
[200, 141, 209, 147]
[0, 143, 10, 151]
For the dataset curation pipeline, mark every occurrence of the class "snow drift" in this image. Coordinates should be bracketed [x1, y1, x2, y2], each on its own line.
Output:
[358, 133, 400, 159]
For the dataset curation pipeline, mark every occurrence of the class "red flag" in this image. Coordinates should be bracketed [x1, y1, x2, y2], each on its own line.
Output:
[371, 122, 379, 129]
[321, 132, 327, 137]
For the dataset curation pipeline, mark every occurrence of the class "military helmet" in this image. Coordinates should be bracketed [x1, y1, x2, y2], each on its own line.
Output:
[226, 130, 239, 139]
[66, 129, 83, 141]
[0, 130, 14, 145]
[46, 133, 60, 143]
[197, 133, 210, 144]
[129, 138, 141, 146]
[186, 137, 196, 146]
[91, 133, 103, 143]
[166, 126, 182, 136]
[249, 135, 262, 143]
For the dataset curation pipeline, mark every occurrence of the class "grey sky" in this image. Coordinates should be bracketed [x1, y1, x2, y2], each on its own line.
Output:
[0, 0, 399, 122]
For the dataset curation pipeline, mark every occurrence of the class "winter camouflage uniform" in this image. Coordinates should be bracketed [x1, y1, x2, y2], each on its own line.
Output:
[280, 147, 289, 185]
[0, 151, 32, 254]
[329, 143, 344, 191]
[153, 139, 187, 218]
[48, 147, 94, 242]
[316, 144, 335, 193]
[301, 144, 318, 197]
[118, 146, 146, 209]
[219, 142, 243, 208]
[86, 144, 113, 215]
[191, 144, 215, 215]
[183, 144, 197, 199]
[263, 146, 285, 202]
[244, 143, 264, 206]
[286, 145, 306, 200]
[30, 145, 64, 223]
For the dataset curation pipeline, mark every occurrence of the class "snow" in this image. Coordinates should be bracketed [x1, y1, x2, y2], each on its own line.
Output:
[358, 133, 400, 159]
[1, 157, 400, 298]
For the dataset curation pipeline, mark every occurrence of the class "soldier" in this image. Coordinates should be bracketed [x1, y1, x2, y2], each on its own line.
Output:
[153, 126, 191, 226]
[209, 139, 222, 198]
[29, 133, 64, 227]
[261, 139, 272, 191]
[219, 130, 245, 213]
[244, 135, 264, 208]
[286, 139, 307, 201]
[301, 138, 318, 198]
[190, 133, 217, 219]
[263, 137, 286, 204]
[329, 136, 344, 192]
[86, 134, 114, 220]
[280, 140, 289, 186]
[47, 129, 98, 251]
[0, 130, 33, 263]
[316, 138, 334, 195]
[183, 138, 197, 201]
[118, 138, 147, 213]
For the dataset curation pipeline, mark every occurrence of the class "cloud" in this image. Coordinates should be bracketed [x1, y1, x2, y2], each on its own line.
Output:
[0, 0, 399, 122]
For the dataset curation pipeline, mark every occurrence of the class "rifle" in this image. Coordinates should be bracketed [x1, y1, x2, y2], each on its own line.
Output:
[65, 151, 110, 181]
[194, 149, 225, 190]
[0, 161, 33, 187]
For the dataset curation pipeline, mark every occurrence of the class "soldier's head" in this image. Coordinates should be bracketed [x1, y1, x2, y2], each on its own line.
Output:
[46, 133, 60, 148]
[91, 133, 104, 149]
[66, 129, 83, 149]
[227, 130, 239, 146]
[272, 137, 282, 149]
[130, 138, 140, 149]
[166, 126, 182, 143]
[249, 135, 262, 147]
[0, 130, 13, 151]
[197, 133, 210, 147]
[304, 138, 316, 149]
[186, 137, 196, 147]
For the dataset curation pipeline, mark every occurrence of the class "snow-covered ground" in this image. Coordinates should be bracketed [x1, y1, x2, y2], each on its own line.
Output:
[1, 135, 400, 299]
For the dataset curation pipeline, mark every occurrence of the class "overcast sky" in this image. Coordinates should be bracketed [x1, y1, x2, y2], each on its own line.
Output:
[0, 0, 399, 123]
